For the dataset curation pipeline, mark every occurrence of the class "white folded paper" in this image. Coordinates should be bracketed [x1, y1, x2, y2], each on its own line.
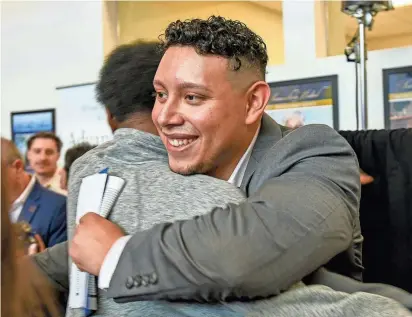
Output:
[69, 173, 125, 309]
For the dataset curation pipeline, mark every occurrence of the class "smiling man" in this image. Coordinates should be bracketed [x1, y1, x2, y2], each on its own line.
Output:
[26, 132, 67, 195]
[152, 45, 266, 181]
[2, 137, 67, 249]
[70, 16, 362, 301]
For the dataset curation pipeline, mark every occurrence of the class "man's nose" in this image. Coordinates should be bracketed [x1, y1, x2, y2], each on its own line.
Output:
[156, 102, 185, 127]
[39, 152, 48, 160]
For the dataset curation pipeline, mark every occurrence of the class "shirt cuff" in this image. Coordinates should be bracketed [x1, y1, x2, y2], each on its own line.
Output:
[98, 235, 132, 290]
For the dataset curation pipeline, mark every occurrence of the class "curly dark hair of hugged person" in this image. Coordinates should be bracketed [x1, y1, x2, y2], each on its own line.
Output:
[159, 16, 268, 79]
[96, 41, 162, 122]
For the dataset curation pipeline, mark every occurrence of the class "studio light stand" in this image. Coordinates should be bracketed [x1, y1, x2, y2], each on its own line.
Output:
[342, 1, 393, 130]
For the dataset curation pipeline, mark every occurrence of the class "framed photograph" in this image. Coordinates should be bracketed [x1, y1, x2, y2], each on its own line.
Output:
[383, 66, 412, 129]
[10, 109, 56, 163]
[266, 75, 339, 130]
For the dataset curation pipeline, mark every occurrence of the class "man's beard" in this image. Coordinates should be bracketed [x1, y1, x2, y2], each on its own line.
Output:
[169, 160, 216, 176]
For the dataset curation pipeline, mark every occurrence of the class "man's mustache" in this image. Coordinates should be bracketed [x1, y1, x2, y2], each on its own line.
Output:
[35, 161, 50, 165]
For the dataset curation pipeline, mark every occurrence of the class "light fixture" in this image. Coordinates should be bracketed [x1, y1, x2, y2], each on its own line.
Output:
[341, 1, 394, 130]
[342, 1, 393, 26]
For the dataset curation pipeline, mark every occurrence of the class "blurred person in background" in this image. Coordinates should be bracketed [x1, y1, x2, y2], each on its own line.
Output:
[1, 158, 60, 317]
[26, 132, 67, 195]
[284, 110, 305, 129]
[2, 137, 67, 249]
[59, 142, 96, 191]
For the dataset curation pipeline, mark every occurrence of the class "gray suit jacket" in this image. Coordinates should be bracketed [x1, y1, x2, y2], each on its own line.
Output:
[33, 117, 412, 310]
[107, 114, 363, 302]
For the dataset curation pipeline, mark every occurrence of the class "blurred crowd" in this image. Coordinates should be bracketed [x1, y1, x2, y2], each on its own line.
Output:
[1, 135, 95, 315]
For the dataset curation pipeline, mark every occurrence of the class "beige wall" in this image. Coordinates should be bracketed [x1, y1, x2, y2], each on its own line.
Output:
[344, 33, 412, 52]
[110, 1, 412, 65]
[117, 1, 284, 65]
[102, 1, 119, 57]
[368, 33, 412, 51]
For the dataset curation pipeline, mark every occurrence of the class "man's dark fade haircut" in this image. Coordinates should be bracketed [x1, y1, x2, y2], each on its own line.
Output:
[96, 41, 162, 122]
[159, 16, 268, 79]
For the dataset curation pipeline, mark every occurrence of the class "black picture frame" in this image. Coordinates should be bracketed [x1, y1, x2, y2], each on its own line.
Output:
[383, 66, 412, 130]
[10, 109, 56, 166]
[266, 75, 339, 130]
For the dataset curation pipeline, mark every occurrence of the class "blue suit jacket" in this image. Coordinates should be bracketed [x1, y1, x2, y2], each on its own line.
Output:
[18, 180, 67, 248]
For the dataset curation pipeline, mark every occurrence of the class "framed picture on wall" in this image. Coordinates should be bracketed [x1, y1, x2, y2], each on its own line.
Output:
[10, 109, 56, 166]
[266, 75, 339, 130]
[383, 66, 412, 129]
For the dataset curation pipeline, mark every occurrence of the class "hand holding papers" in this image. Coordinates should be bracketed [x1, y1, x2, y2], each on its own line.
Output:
[69, 172, 125, 312]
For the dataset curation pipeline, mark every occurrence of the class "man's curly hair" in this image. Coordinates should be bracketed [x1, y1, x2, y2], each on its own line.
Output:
[159, 16, 268, 78]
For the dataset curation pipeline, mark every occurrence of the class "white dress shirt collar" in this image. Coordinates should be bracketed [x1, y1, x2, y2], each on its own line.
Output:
[227, 125, 261, 187]
[10, 175, 36, 223]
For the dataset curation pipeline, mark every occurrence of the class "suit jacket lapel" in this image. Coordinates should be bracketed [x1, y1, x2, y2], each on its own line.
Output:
[240, 114, 284, 192]
[18, 181, 41, 224]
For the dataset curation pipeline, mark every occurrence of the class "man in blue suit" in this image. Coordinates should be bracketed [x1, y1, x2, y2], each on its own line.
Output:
[2, 137, 67, 249]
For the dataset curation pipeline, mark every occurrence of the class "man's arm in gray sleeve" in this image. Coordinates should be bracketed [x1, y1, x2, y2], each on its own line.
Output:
[32, 241, 69, 293]
[309, 267, 412, 310]
[106, 125, 360, 302]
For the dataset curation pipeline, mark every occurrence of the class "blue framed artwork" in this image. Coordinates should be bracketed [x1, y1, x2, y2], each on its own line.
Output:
[11, 109, 56, 165]
[383, 66, 412, 129]
[266, 75, 339, 130]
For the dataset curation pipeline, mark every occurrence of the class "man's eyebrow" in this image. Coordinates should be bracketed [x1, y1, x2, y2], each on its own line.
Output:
[153, 80, 211, 92]
[177, 82, 211, 92]
[153, 79, 165, 87]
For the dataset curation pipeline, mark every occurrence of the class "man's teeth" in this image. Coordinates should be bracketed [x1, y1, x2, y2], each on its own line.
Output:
[168, 138, 195, 147]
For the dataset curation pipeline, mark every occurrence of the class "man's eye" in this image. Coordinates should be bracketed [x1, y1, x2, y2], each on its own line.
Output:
[155, 92, 167, 99]
[186, 95, 203, 103]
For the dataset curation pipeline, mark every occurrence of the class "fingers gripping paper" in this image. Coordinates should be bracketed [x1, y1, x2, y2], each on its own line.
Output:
[69, 172, 125, 316]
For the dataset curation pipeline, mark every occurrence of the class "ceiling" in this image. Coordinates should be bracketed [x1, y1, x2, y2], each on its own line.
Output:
[250, 1, 282, 13]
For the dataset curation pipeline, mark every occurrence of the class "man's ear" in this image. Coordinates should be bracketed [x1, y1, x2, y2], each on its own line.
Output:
[105, 108, 118, 133]
[245, 81, 271, 125]
[12, 159, 25, 171]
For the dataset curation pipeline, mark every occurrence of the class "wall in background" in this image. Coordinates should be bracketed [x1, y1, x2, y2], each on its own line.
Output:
[267, 46, 412, 130]
[345, 34, 412, 51]
[368, 34, 412, 51]
[1, 1, 104, 138]
[117, 1, 284, 66]
[342, 4, 412, 53]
